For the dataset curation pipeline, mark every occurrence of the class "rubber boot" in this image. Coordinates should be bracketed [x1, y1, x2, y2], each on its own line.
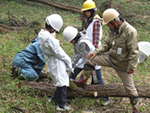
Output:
[74, 69, 93, 84]
[69, 67, 82, 80]
[74, 74, 88, 84]
[74, 64, 94, 84]
[133, 109, 138, 113]
[130, 96, 139, 113]
[12, 65, 19, 76]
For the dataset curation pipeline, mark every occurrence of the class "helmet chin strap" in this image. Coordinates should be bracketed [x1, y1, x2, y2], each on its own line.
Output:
[47, 24, 56, 33]
[49, 28, 56, 34]
[109, 22, 119, 36]
[50, 30, 55, 33]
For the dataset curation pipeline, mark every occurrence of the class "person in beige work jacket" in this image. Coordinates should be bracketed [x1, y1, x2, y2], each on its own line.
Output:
[75, 8, 139, 113]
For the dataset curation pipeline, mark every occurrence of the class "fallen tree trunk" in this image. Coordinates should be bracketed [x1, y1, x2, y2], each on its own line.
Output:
[0, 24, 26, 33]
[0, 23, 37, 33]
[0, 12, 41, 33]
[19, 81, 150, 98]
[27, 0, 81, 13]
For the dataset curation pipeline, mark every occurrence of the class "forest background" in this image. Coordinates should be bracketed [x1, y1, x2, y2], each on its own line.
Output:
[0, 0, 150, 112]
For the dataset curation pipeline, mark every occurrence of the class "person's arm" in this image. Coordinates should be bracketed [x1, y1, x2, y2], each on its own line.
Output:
[54, 45, 72, 68]
[86, 52, 97, 59]
[94, 33, 111, 55]
[93, 21, 100, 49]
[127, 30, 139, 72]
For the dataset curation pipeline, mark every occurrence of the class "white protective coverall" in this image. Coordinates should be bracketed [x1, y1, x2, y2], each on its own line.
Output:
[38, 29, 72, 87]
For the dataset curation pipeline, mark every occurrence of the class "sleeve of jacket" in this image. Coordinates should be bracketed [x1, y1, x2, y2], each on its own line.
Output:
[94, 34, 111, 54]
[54, 45, 72, 70]
[127, 30, 139, 71]
[72, 42, 90, 67]
[45, 39, 72, 71]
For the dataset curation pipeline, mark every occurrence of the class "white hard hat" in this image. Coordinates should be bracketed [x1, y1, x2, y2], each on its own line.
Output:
[63, 26, 78, 43]
[46, 14, 63, 32]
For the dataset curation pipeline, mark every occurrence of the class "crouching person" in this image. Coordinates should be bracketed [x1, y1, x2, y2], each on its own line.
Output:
[12, 37, 46, 81]
[38, 14, 72, 111]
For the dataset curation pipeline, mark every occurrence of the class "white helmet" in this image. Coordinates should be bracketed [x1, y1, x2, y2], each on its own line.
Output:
[46, 14, 63, 32]
[63, 26, 78, 43]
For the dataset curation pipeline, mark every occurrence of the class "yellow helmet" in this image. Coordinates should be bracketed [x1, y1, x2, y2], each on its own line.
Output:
[102, 8, 119, 25]
[81, 0, 96, 12]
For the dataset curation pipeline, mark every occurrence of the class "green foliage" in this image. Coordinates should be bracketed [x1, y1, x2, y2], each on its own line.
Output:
[72, 98, 96, 111]
[119, 0, 126, 3]
[0, 0, 150, 112]
[51, 0, 82, 7]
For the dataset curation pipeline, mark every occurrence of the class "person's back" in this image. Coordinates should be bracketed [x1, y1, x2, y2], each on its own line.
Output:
[38, 29, 59, 57]
[12, 37, 46, 80]
[72, 31, 95, 68]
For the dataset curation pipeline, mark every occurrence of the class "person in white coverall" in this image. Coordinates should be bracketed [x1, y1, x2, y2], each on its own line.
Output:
[38, 14, 72, 111]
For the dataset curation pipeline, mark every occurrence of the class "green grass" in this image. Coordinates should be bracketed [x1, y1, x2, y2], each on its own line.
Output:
[0, 0, 150, 112]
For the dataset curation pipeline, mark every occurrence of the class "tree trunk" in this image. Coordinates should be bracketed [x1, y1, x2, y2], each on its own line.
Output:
[0, 23, 37, 33]
[27, 0, 82, 13]
[19, 80, 150, 98]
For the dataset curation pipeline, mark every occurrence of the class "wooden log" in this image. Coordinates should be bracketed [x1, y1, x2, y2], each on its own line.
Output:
[0, 23, 29, 32]
[27, 0, 82, 13]
[0, 23, 39, 33]
[19, 80, 150, 98]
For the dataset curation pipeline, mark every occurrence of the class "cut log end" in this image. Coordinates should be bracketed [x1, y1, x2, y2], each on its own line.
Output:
[94, 92, 98, 97]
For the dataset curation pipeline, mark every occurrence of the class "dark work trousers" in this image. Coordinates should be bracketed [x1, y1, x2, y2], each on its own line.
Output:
[91, 68, 104, 84]
[51, 86, 67, 108]
[69, 66, 82, 79]
[91, 68, 109, 101]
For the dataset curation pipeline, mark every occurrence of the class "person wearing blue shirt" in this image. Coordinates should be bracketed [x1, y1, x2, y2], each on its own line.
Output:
[12, 37, 46, 80]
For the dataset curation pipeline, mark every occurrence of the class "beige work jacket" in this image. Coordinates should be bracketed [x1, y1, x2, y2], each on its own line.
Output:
[94, 19, 139, 71]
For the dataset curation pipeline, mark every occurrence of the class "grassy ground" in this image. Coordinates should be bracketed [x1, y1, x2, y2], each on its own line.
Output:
[0, 0, 150, 112]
